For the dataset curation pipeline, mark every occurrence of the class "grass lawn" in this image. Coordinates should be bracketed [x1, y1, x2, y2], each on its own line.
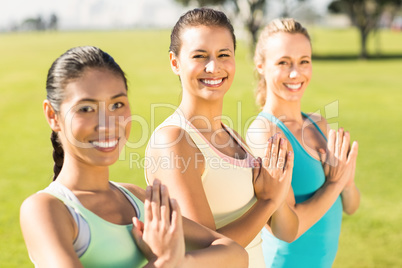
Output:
[0, 27, 401, 267]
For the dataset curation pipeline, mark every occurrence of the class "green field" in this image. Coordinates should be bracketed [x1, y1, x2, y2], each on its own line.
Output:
[1, 28, 401, 267]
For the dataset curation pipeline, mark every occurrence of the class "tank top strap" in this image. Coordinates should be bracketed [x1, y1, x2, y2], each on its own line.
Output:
[41, 182, 144, 222]
[148, 112, 255, 170]
[109, 182, 144, 221]
[258, 111, 298, 144]
[151, 112, 221, 158]
[259, 111, 327, 143]
[301, 112, 327, 141]
[222, 123, 256, 161]
[40, 188, 87, 216]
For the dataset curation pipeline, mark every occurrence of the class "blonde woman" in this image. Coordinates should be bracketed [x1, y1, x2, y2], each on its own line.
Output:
[246, 18, 360, 267]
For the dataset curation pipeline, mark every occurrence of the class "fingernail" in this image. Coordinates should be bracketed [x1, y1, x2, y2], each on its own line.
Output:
[252, 158, 259, 167]
[288, 151, 292, 156]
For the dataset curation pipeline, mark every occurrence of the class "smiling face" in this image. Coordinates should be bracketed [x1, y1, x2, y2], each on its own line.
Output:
[55, 68, 131, 167]
[170, 25, 236, 102]
[257, 32, 312, 103]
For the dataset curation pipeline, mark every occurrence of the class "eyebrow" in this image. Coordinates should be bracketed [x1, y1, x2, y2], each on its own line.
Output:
[219, 48, 233, 53]
[78, 93, 127, 103]
[279, 55, 311, 60]
[191, 48, 233, 53]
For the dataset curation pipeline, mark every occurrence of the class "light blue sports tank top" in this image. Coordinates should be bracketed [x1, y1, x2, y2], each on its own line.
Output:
[258, 112, 343, 268]
[41, 182, 147, 268]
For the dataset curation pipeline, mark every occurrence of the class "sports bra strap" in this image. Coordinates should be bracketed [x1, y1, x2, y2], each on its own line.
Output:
[259, 112, 327, 142]
[301, 112, 327, 141]
[152, 113, 213, 157]
[149, 112, 254, 166]
[221, 124, 255, 157]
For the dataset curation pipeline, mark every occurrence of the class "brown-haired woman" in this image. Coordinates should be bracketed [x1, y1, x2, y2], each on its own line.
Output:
[146, 8, 299, 267]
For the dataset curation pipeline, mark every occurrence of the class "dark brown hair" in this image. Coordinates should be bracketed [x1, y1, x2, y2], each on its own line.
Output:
[46, 46, 127, 180]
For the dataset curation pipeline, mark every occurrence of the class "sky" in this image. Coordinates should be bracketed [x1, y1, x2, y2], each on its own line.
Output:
[0, 0, 332, 30]
[0, 0, 189, 29]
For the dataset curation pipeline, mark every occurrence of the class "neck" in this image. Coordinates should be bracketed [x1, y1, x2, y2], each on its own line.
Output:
[262, 91, 303, 124]
[178, 93, 224, 132]
[55, 154, 110, 192]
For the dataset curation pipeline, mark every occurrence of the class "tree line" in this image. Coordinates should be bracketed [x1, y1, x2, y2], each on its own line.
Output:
[174, 0, 402, 59]
[8, 14, 58, 32]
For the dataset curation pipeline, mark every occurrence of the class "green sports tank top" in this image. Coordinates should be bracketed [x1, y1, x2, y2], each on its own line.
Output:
[43, 182, 147, 268]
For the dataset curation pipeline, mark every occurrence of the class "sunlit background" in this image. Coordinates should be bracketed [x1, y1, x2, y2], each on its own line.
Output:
[1, 0, 401, 267]
[0, 0, 334, 30]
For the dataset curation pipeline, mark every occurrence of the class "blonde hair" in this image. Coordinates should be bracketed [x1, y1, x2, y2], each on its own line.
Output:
[254, 18, 311, 108]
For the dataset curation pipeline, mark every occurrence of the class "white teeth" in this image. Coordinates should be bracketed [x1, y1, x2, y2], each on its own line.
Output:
[202, 79, 223, 85]
[285, 83, 302, 90]
[91, 140, 118, 148]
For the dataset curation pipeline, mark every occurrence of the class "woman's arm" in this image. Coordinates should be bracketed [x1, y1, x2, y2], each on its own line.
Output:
[290, 128, 360, 236]
[341, 181, 360, 215]
[268, 201, 298, 242]
[247, 117, 359, 241]
[181, 215, 249, 268]
[246, 120, 299, 242]
[282, 131, 359, 239]
[132, 180, 248, 268]
[335, 131, 360, 215]
[20, 193, 83, 268]
[312, 116, 360, 215]
[146, 126, 293, 247]
[252, 133, 298, 242]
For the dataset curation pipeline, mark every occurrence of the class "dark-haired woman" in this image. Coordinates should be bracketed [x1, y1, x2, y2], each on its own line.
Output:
[20, 46, 248, 268]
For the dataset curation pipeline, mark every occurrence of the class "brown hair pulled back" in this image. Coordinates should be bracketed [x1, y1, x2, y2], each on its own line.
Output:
[169, 7, 236, 56]
[46, 46, 127, 180]
[254, 18, 310, 108]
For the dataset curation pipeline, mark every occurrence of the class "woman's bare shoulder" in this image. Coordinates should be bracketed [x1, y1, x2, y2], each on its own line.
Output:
[20, 191, 76, 239]
[21, 191, 66, 213]
[246, 116, 279, 148]
[148, 125, 200, 159]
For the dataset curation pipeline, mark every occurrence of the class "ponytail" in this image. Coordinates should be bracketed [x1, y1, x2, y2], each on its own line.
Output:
[46, 46, 127, 180]
[255, 76, 267, 108]
[51, 131, 64, 180]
